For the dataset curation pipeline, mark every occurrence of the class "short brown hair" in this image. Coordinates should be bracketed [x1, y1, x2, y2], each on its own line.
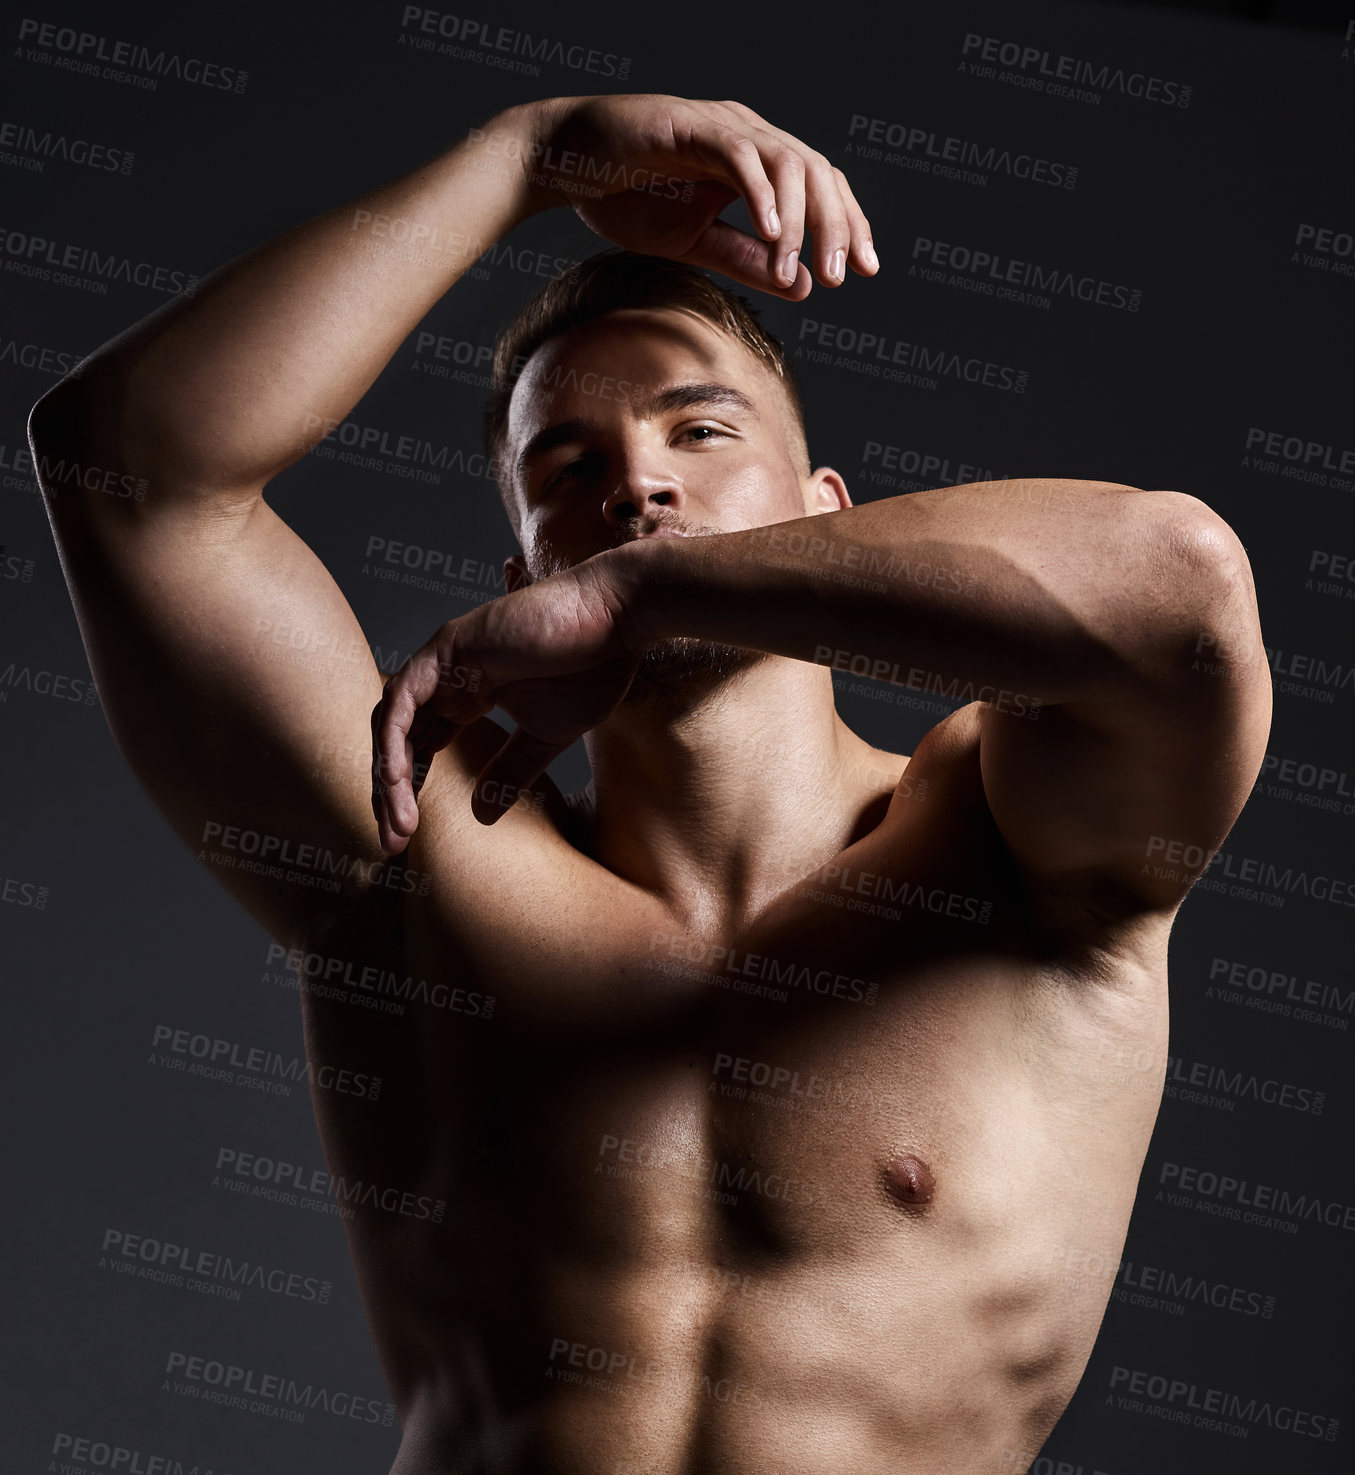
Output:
[484, 250, 809, 500]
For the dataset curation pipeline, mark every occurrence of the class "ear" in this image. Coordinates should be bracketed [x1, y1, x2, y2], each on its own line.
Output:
[503, 555, 533, 594]
[805, 466, 852, 514]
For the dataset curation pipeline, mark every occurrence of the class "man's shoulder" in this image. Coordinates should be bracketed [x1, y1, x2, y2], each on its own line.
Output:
[873, 701, 1178, 981]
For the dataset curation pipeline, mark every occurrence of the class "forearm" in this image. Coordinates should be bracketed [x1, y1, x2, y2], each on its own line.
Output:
[29, 103, 545, 498]
[623, 480, 1243, 711]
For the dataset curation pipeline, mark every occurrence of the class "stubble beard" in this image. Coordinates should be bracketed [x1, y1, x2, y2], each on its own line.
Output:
[530, 522, 767, 715]
[622, 634, 766, 714]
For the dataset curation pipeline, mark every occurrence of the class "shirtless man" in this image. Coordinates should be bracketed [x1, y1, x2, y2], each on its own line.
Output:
[28, 94, 1270, 1474]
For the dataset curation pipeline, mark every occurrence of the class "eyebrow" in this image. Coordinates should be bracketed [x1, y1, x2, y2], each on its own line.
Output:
[514, 382, 760, 484]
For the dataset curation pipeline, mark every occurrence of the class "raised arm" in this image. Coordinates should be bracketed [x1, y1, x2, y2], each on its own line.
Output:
[379, 479, 1270, 929]
[29, 94, 876, 498]
[626, 480, 1271, 919]
[22, 105, 557, 942]
[27, 95, 880, 935]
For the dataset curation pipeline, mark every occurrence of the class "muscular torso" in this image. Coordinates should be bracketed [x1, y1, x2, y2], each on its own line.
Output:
[295, 704, 1171, 1475]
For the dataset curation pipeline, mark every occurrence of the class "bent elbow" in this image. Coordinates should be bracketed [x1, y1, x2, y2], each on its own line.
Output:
[1153, 492, 1263, 682]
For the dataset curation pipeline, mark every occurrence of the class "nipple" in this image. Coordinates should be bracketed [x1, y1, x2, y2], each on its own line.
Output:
[883, 1152, 936, 1208]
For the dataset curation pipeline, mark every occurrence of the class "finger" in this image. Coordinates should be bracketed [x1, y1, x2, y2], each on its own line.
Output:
[470, 728, 571, 827]
[696, 123, 780, 242]
[760, 144, 806, 287]
[831, 165, 879, 275]
[370, 648, 458, 850]
[712, 102, 877, 283]
[370, 687, 416, 853]
[678, 215, 812, 302]
[798, 150, 852, 286]
[370, 702, 415, 855]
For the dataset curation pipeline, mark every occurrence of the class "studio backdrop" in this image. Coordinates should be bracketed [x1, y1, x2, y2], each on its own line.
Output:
[2, 1, 1351, 1472]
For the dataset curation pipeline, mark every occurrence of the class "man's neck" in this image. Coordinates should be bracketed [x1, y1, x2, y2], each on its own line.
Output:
[580, 657, 901, 935]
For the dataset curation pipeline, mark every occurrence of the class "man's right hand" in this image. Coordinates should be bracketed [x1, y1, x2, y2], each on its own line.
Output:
[370, 545, 655, 849]
[493, 95, 879, 301]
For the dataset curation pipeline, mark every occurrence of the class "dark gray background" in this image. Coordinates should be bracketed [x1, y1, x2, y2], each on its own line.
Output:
[2, 0, 1352, 1470]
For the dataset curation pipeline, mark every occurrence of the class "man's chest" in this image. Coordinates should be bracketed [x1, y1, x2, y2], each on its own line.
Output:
[302, 831, 1167, 1239]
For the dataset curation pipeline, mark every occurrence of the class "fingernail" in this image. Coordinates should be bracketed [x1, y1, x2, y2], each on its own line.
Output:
[767, 206, 780, 238]
[864, 238, 879, 270]
[779, 249, 798, 285]
[830, 248, 845, 281]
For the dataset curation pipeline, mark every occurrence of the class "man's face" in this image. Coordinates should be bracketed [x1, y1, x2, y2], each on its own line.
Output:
[503, 307, 820, 579]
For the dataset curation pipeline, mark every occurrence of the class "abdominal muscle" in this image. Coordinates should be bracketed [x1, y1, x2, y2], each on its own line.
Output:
[307, 903, 1169, 1475]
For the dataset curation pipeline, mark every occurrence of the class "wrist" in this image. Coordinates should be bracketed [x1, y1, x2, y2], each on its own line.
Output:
[590, 536, 688, 658]
[477, 98, 574, 219]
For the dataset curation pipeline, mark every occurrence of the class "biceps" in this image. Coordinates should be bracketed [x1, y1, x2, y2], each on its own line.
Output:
[977, 663, 1272, 915]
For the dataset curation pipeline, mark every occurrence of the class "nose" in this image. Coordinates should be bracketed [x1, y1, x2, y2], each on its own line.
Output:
[601, 449, 683, 529]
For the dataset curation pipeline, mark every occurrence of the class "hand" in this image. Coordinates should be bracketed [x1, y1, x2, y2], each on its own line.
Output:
[511, 94, 878, 301]
[370, 550, 644, 849]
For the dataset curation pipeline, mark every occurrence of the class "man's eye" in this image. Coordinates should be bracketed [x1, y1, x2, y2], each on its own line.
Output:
[678, 425, 728, 443]
[546, 452, 603, 488]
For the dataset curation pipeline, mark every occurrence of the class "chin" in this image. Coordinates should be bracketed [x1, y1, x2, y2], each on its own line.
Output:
[621, 636, 766, 712]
